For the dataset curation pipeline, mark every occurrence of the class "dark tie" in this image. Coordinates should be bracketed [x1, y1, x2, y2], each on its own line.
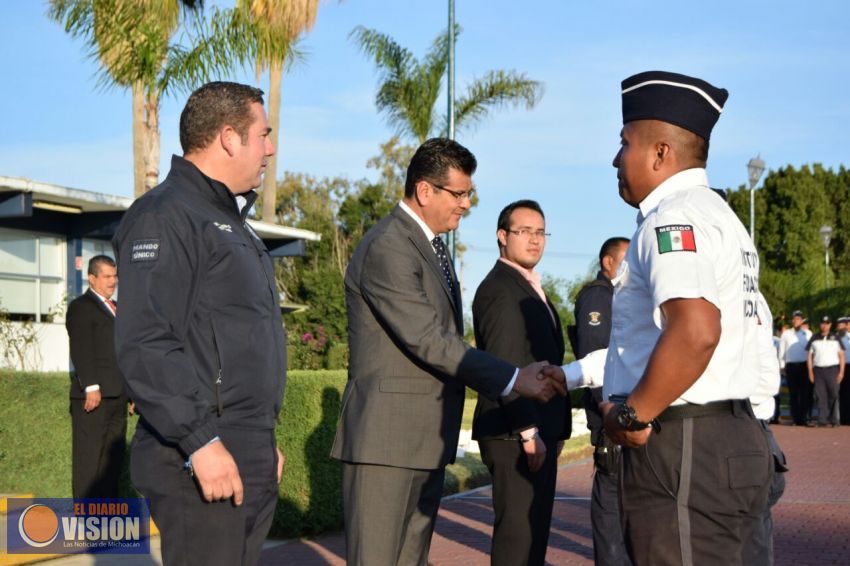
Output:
[431, 236, 455, 294]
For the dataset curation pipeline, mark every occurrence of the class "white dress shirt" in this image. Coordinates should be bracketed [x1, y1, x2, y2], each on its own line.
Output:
[604, 168, 763, 405]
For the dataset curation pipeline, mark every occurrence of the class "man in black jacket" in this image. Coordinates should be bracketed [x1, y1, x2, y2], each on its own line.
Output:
[572, 237, 630, 566]
[472, 200, 569, 566]
[113, 82, 286, 566]
[66, 255, 127, 499]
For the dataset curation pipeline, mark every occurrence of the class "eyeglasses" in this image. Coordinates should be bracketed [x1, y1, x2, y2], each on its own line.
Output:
[430, 182, 476, 202]
[507, 229, 550, 239]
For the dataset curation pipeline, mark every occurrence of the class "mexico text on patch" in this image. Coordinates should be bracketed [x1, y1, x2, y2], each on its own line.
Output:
[131, 239, 160, 262]
[655, 225, 696, 254]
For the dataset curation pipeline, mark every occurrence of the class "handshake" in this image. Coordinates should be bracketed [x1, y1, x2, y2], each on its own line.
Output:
[510, 349, 608, 403]
[513, 361, 568, 403]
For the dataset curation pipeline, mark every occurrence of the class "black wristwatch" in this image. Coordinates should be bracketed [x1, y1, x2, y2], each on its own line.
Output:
[615, 402, 654, 431]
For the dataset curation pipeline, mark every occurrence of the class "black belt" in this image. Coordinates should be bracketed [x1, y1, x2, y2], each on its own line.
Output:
[656, 400, 745, 422]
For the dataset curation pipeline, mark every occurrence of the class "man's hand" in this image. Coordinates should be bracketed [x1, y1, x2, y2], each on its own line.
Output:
[191, 441, 244, 505]
[838, 372, 844, 385]
[521, 432, 546, 473]
[513, 361, 566, 402]
[809, 372, 815, 384]
[540, 365, 566, 389]
[276, 445, 285, 484]
[84, 390, 101, 412]
[600, 401, 652, 448]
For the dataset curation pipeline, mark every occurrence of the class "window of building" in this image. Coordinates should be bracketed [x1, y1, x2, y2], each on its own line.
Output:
[0, 228, 66, 322]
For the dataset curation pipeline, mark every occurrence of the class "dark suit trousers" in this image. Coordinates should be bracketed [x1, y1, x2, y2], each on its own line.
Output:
[591, 451, 631, 566]
[813, 365, 840, 425]
[131, 424, 278, 566]
[786, 362, 813, 425]
[479, 437, 558, 566]
[342, 461, 445, 566]
[71, 395, 127, 499]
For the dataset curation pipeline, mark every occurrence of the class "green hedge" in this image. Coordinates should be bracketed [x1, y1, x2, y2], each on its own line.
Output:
[0, 370, 500, 539]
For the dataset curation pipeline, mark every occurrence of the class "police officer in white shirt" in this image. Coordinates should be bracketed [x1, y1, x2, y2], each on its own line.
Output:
[805, 315, 845, 427]
[599, 71, 771, 565]
[779, 310, 814, 425]
[838, 316, 850, 425]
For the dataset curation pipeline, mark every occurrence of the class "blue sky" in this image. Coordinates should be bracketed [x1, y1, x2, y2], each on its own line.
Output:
[3, 1, 849, 305]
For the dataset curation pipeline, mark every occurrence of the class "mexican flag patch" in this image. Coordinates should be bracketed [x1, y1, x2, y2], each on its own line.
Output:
[655, 225, 696, 253]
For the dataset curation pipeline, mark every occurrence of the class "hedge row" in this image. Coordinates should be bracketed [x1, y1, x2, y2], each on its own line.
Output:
[0, 370, 494, 539]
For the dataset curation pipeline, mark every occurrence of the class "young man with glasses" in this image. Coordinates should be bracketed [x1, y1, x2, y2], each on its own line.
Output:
[471, 199, 567, 566]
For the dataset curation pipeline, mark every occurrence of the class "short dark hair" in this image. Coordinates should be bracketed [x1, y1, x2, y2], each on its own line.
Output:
[179, 81, 265, 153]
[404, 138, 477, 198]
[497, 200, 545, 233]
[88, 255, 116, 276]
[598, 237, 630, 264]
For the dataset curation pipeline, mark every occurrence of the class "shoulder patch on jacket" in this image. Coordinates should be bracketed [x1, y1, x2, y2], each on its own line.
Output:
[655, 225, 696, 253]
[131, 239, 160, 262]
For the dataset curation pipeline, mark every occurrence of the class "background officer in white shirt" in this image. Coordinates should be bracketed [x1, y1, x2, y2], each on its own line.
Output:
[806, 315, 845, 427]
[779, 310, 814, 425]
[837, 316, 850, 425]
[600, 70, 771, 565]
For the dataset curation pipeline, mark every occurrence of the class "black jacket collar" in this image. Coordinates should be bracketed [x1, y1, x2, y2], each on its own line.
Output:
[167, 155, 258, 222]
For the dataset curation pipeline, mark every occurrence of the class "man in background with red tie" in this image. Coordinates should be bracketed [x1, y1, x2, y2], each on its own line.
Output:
[66, 254, 128, 498]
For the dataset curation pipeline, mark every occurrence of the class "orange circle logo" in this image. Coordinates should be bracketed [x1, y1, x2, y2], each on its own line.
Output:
[18, 504, 60, 547]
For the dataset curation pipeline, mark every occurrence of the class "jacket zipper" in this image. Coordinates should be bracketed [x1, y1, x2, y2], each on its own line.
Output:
[211, 323, 224, 417]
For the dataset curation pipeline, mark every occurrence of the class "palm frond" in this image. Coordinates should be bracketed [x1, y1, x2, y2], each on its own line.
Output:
[452, 70, 544, 134]
[349, 26, 414, 81]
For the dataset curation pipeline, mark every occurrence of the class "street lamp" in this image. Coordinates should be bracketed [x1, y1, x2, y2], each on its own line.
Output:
[820, 225, 833, 288]
[747, 155, 766, 242]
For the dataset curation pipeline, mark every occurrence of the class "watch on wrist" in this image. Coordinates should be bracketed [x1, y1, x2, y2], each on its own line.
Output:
[615, 402, 653, 431]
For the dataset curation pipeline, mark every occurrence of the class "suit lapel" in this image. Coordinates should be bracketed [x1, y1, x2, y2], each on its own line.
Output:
[496, 261, 558, 335]
[392, 207, 460, 314]
[86, 289, 115, 319]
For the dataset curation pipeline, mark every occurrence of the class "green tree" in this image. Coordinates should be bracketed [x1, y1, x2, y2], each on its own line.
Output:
[49, 0, 252, 196]
[725, 164, 850, 319]
[351, 25, 544, 144]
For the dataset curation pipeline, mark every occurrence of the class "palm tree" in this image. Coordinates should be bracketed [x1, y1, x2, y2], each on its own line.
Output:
[351, 25, 544, 144]
[239, 0, 320, 223]
[49, 0, 253, 197]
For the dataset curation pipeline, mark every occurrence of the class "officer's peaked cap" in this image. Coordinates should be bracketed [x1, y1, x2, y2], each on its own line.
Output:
[621, 71, 728, 141]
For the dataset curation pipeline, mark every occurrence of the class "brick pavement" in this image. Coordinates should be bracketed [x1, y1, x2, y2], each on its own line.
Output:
[259, 425, 850, 565]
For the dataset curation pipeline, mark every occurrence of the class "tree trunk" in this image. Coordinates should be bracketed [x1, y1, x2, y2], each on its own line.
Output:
[132, 82, 146, 198]
[262, 61, 284, 223]
[144, 89, 160, 193]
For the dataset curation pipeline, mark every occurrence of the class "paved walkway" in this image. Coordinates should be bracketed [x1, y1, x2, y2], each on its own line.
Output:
[260, 425, 850, 565]
[28, 425, 849, 565]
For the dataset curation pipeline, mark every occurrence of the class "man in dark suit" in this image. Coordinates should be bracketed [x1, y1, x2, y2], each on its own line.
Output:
[331, 139, 565, 565]
[472, 199, 570, 566]
[66, 254, 127, 499]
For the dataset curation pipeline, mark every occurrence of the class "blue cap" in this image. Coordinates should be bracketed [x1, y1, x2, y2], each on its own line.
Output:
[621, 71, 729, 140]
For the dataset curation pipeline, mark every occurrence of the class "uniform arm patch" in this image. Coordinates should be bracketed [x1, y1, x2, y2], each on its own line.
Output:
[655, 225, 696, 253]
[131, 239, 160, 262]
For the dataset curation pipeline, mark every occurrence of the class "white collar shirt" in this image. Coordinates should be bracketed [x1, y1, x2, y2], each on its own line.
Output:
[603, 168, 763, 405]
[806, 333, 845, 367]
[90, 288, 116, 316]
[399, 201, 438, 249]
[778, 327, 812, 367]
